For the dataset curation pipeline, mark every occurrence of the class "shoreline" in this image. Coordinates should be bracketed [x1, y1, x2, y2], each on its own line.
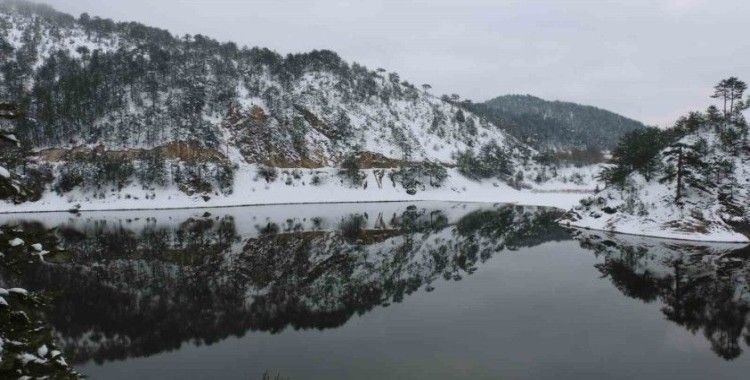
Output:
[563, 222, 750, 244]
[3, 193, 748, 244]
[0, 167, 592, 215]
[0, 197, 566, 215]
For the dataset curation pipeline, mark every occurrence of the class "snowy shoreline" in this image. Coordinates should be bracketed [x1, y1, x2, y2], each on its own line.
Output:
[3, 165, 747, 244]
[3, 189, 748, 244]
[0, 167, 591, 214]
[565, 222, 750, 244]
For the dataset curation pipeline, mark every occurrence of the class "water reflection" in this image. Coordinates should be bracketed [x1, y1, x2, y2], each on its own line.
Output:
[1, 202, 750, 377]
[0, 203, 566, 366]
[573, 229, 750, 360]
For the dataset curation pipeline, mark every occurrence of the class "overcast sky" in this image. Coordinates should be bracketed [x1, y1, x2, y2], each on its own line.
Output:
[39, 0, 749, 126]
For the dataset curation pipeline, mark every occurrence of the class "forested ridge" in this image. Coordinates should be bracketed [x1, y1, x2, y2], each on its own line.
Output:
[467, 94, 646, 153]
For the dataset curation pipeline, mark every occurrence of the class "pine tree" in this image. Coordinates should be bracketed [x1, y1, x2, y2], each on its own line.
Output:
[712, 77, 748, 121]
[712, 79, 731, 119]
[726, 77, 747, 119]
[455, 109, 466, 123]
[660, 139, 711, 204]
[601, 127, 666, 186]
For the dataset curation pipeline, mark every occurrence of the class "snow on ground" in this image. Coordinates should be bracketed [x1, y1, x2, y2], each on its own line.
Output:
[0, 167, 589, 214]
[531, 164, 604, 192]
[564, 212, 749, 243]
[563, 169, 750, 243]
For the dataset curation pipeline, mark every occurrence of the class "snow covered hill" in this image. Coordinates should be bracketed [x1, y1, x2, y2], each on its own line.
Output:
[0, 0, 601, 212]
[561, 82, 750, 242]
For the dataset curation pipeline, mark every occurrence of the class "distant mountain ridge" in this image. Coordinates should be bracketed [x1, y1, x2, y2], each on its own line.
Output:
[468, 94, 647, 151]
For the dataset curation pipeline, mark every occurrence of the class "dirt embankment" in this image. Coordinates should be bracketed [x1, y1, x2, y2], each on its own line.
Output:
[36, 141, 229, 163]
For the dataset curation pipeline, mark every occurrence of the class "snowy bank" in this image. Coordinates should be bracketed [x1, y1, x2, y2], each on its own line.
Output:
[560, 171, 750, 244]
[0, 167, 589, 214]
[562, 214, 749, 243]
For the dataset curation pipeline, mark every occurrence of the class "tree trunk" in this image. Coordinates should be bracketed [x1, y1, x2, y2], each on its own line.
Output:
[675, 146, 683, 204]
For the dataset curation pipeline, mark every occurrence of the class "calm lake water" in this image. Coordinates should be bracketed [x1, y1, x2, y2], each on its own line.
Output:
[2, 201, 750, 379]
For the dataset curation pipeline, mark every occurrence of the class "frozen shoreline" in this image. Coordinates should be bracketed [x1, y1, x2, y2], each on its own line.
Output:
[0, 167, 590, 214]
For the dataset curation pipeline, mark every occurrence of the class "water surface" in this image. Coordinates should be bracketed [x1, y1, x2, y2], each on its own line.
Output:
[1, 202, 749, 379]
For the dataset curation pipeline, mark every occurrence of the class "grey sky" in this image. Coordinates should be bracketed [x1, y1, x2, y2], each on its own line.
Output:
[39, 0, 749, 126]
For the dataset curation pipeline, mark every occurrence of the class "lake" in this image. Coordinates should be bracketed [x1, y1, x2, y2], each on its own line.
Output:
[1, 201, 750, 379]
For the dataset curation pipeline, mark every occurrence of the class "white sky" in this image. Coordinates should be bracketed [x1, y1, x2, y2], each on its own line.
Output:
[39, 0, 750, 126]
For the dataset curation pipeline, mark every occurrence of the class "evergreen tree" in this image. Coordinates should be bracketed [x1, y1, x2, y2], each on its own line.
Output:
[601, 127, 666, 186]
[659, 139, 711, 204]
[455, 109, 465, 123]
[712, 77, 748, 121]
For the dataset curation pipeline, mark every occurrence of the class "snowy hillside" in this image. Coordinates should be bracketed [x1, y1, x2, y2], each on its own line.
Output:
[0, 0, 524, 162]
[562, 80, 750, 242]
[0, 1, 603, 212]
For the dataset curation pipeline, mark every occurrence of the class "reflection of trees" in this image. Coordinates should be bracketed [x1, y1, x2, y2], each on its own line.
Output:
[0, 224, 80, 379]
[574, 230, 750, 360]
[0, 204, 566, 365]
[12, 207, 749, 365]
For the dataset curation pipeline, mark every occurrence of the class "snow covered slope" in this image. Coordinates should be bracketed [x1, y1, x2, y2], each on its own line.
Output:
[0, 1, 602, 212]
[561, 108, 750, 243]
[0, 1, 526, 164]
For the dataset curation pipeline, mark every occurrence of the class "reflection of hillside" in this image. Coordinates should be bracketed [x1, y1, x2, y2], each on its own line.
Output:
[0, 204, 568, 365]
[573, 230, 750, 360]
[0, 224, 81, 379]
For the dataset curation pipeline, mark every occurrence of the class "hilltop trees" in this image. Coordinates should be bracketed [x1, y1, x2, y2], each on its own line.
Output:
[597, 77, 748, 216]
[712, 77, 747, 120]
[1, 6, 394, 150]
